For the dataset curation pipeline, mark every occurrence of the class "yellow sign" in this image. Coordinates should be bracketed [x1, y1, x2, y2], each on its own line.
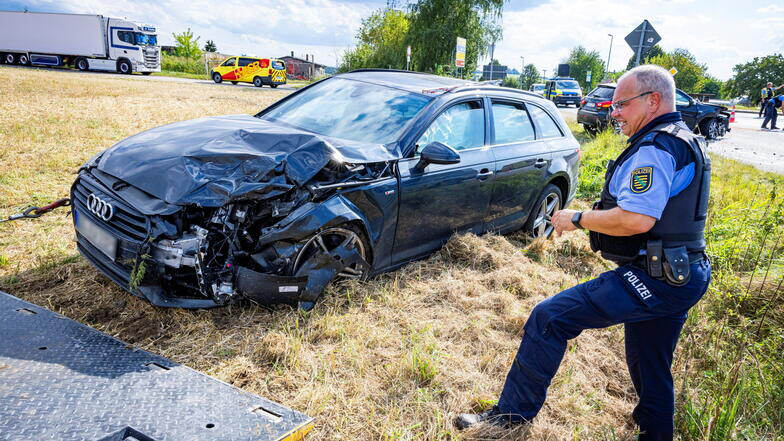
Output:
[669, 67, 678, 76]
[455, 37, 466, 67]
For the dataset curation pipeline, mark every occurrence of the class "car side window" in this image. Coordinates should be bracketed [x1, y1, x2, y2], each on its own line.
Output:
[238, 57, 255, 67]
[676, 90, 691, 106]
[528, 105, 563, 138]
[415, 101, 484, 153]
[222, 58, 236, 67]
[492, 101, 535, 144]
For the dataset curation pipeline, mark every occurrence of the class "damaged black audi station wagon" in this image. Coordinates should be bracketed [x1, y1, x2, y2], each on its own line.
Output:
[71, 70, 580, 310]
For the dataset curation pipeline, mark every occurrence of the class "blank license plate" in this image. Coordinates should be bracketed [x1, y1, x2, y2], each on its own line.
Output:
[75, 210, 118, 260]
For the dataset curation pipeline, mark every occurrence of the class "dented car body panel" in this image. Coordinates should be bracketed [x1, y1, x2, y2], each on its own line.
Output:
[71, 70, 579, 309]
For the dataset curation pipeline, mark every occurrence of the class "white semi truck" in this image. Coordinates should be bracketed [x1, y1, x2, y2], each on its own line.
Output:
[0, 11, 160, 74]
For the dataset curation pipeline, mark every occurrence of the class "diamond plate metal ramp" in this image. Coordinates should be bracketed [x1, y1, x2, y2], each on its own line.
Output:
[0, 290, 313, 441]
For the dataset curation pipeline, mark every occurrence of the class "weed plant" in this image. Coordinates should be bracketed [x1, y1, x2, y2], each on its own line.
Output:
[161, 54, 206, 75]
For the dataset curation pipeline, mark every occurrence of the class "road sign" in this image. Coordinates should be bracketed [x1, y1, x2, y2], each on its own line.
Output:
[455, 37, 466, 67]
[669, 67, 678, 76]
[586, 71, 592, 82]
[625, 20, 661, 66]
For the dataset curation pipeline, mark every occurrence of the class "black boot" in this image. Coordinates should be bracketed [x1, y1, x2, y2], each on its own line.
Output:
[454, 406, 527, 430]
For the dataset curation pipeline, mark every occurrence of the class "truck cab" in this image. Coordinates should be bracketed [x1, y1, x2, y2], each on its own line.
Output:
[103, 18, 160, 74]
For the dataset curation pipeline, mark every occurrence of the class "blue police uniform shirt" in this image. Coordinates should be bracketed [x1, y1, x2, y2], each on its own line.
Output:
[609, 112, 695, 220]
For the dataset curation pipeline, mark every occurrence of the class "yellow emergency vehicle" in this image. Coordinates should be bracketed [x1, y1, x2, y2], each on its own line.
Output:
[211, 56, 287, 88]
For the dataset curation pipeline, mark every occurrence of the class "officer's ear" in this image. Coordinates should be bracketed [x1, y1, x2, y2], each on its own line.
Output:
[647, 91, 662, 111]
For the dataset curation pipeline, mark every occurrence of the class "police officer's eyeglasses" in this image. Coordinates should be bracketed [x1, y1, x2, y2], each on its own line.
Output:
[611, 91, 653, 112]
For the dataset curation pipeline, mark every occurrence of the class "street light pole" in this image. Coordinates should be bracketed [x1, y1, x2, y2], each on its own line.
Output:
[605, 34, 614, 80]
[520, 56, 524, 89]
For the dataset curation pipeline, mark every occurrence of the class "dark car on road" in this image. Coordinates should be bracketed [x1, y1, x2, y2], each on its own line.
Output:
[577, 83, 731, 138]
[71, 70, 580, 310]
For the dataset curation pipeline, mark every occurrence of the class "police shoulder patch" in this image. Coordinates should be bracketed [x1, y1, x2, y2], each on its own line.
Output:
[630, 166, 653, 193]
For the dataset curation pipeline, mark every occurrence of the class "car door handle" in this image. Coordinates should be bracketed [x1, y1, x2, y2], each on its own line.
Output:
[534, 158, 548, 168]
[477, 169, 493, 180]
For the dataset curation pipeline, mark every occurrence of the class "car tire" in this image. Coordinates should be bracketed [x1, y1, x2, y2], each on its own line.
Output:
[18, 54, 29, 65]
[4, 53, 15, 65]
[270, 84, 278, 88]
[231, 81, 238, 85]
[699, 118, 719, 140]
[141, 72, 152, 76]
[117, 59, 132, 74]
[212, 72, 222, 83]
[291, 224, 371, 308]
[583, 124, 598, 136]
[717, 120, 727, 137]
[253, 76, 263, 87]
[76, 57, 89, 71]
[525, 184, 562, 239]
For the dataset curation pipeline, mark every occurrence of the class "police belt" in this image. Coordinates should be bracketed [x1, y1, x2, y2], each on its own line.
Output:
[630, 248, 707, 286]
[631, 251, 707, 269]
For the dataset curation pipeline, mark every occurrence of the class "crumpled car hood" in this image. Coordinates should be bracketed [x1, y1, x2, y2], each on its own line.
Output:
[96, 115, 400, 207]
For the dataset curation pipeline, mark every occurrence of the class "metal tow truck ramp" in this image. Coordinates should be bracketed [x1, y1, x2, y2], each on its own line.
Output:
[0, 290, 313, 441]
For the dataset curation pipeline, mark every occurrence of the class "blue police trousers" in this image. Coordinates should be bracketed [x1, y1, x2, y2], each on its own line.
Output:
[497, 259, 711, 440]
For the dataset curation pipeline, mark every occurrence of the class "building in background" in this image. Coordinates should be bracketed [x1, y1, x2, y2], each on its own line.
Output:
[280, 52, 326, 80]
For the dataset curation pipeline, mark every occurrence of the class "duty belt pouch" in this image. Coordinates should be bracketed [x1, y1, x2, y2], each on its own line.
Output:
[646, 239, 663, 279]
[663, 246, 690, 286]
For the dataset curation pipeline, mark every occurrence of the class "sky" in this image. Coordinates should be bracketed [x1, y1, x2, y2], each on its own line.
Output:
[1, 0, 782, 80]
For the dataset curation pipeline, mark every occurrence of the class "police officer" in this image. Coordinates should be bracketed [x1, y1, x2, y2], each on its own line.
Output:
[760, 82, 784, 118]
[761, 94, 784, 130]
[455, 65, 712, 441]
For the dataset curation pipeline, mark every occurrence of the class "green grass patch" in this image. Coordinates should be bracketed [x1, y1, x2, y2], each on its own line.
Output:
[153, 70, 208, 80]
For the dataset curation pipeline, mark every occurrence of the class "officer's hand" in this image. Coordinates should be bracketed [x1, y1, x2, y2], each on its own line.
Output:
[552, 209, 579, 237]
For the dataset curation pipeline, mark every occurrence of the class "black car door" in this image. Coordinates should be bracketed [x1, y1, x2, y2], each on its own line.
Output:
[486, 99, 552, 232]
[676, 89, 698, 130]
[392, 99, 494, 263]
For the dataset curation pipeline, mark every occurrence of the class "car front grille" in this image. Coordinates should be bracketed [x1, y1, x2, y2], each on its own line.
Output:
[143, 50, 159, 68]
[71, 173, 150, 287]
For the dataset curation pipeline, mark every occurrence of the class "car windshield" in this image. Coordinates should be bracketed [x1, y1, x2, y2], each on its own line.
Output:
[260, 77, 432, 144]
[557, 80, 579, 89]
[532, 85, 544, 91]
[135, 33, 157, 46]
[589, 86, 615, 99]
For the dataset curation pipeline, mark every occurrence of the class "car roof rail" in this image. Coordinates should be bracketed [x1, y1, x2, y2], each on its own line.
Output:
[451, 85, 546, 100]
[346, 68, 436, 76]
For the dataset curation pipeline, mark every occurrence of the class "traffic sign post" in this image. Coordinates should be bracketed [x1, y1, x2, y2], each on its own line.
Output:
[406, 45, 411, 71]
[625, 20, 661, 67]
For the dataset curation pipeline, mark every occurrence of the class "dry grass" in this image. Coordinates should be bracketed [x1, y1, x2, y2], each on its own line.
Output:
[1, 67, 642, 440]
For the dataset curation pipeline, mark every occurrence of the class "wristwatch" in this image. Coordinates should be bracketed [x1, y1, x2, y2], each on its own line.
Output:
[571, 211, 584, 229]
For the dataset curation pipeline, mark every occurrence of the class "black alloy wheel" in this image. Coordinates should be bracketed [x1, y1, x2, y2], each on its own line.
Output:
[212, 72, 222, 83]
[253, 76, 263, 87]
[117, 60, 132, 74]
[76, 58, 89, 71]
[525, 184, 562, 239]
[292, 226, 370, 282]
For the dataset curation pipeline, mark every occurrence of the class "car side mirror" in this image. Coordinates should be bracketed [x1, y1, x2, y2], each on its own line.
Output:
[414, 142, 461, 171]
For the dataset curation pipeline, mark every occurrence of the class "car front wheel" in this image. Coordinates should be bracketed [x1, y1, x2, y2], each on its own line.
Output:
[700, 118, 719, 140]
[525, 184, 562, 239]
[212, 72, 222, 83]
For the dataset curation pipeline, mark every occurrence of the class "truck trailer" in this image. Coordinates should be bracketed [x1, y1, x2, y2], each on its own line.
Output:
[0, 11, 160, 74]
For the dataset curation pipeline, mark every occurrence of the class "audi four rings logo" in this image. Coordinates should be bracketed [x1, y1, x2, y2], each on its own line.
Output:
[87, 194, 114, 221]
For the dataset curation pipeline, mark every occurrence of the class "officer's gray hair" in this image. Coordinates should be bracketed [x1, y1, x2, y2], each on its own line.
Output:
[618, 65, 676, 112]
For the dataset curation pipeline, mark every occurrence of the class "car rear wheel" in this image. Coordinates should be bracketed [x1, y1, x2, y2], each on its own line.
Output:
[253, 77, 263, 87]
[76, 57, 89, 71]
[270, 84, 278, 88]
[4, 54, 15, 64]
[18, 54, 29, 65]
[700, 118, 719, 140]
[525, 184, 562, 239]
[231, 81, 238, 85]
[212, 72, 222, 83]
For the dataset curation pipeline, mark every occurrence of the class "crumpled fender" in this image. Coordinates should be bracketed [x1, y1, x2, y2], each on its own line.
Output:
[257, 194, 374, 250]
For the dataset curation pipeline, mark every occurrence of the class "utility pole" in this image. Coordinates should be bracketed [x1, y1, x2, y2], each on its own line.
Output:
[520, 56, 524, 89]
[606, 33, 614, 79]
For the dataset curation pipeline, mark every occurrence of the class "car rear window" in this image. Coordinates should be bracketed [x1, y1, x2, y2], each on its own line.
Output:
[271, 60, 285, 70]
[589, 86, 615, 100]
[528, 105, 563, 138]
[260, 77, 432, 144]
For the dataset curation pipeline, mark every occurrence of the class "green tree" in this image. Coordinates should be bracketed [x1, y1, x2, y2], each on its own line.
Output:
[406, 0, 504, 74]
[697, 75, 723, 98]
[625, 44, 665, 70]
[203, 40, 217, 53]
[724, 54, 784, 103]
[172, 28, 202, 59]
[647, 48, 706, 93]
[563, 46, 604, 91]
[519, 63, 540, 89]
[339, 8, 410, 72]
